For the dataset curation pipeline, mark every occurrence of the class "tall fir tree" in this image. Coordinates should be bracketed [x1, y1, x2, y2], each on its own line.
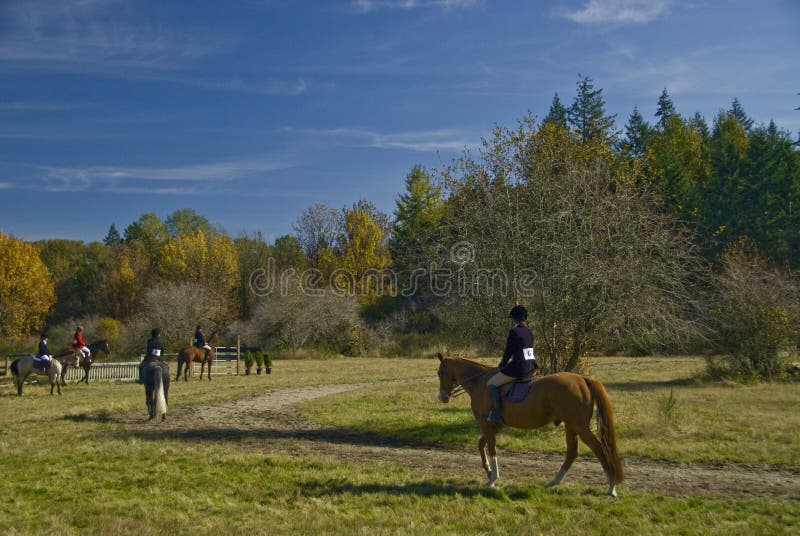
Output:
[621, 106, 651, 158]
[655, 87, 677, 129]
[543, 92, 568, 129]
[690, 112, 710, 142]
[729, 97, 754, 132]
[103, 224, 122, 247]
[567, 75, 616, 144]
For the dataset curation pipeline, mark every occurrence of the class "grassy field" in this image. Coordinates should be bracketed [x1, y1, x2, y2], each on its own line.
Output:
[0, 356, 798, 535]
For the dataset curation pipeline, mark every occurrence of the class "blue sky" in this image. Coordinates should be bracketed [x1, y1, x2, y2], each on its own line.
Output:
[1, 0, 799, 243]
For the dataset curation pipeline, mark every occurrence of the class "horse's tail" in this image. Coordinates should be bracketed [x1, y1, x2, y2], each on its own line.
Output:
[154, 366, 167, 418]
[585, 377, 624, 484]
[10, 358, 20, 377]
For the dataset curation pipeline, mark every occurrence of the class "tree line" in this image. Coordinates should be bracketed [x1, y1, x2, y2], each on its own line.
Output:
[2, 76, 798, 378]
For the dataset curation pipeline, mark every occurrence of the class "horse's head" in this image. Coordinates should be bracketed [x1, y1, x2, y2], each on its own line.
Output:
[436, 353, 459, 403]
[100, 340, 111, 356]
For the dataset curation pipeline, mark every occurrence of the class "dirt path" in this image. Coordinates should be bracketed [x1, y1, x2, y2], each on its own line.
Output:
[124, 381, 800, 500]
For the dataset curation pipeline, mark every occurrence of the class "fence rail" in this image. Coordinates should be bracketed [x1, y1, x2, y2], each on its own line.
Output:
[2, 344, 241, 382]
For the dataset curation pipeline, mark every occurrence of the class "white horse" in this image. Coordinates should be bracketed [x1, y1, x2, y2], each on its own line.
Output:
[10, 356, 63, 396]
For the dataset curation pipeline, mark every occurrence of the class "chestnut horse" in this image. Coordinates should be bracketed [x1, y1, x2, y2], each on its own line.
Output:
[175, 331, 219, 381]
[54, 340, 111, 385]
[436, 354, 623, 496]
[10, 356, 63, 396]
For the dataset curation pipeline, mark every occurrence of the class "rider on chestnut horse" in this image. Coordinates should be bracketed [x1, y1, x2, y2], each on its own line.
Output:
[194, 325, 212, 363]
[486, 305, 538, 424]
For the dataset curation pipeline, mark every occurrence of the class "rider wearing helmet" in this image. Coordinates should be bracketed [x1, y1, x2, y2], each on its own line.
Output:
[194, 325, 211, 362]
[35, 333, 53, 372]
[72, 326, 91, 362]
[486, 305, 538, 424]
[138, 328, 169, 404]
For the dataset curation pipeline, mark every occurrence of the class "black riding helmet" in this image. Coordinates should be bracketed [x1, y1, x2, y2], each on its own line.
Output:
[151, 328, 161, 339]
[509, 305, 528, 321]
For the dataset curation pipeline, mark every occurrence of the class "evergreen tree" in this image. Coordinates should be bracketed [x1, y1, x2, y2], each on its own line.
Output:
[655, 88, 677, 129]
[543, 93, 568, 129]
[621, 106, 651, 157]
[567, 75, 616, 143]
[742, 121, 800, 266]
[392, 165, 442, 265]
[690, 112, 710, 142]
[729, 97, 754, 132]
[103, 224, 122, 247]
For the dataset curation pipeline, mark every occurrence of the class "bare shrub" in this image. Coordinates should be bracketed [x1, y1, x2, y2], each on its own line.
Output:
[139, 281, 231, 348]
[248, 281, 363, 354]
[707, 251, 800, 378]
[431, 119, 701, 372]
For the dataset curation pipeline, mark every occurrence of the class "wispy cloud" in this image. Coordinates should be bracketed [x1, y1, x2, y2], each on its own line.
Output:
[352, 0, 478, 12]
[555, 0, 671, 25]
[0, 101, 80, 111]
[0, 182, 12, 189]
[289, 126, 476, 152]
[29, 156, 294, 193]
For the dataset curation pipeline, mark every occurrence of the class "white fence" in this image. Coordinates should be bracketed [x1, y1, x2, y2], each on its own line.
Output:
[2, 347, 242, 383]
[64, 362, 139, 382]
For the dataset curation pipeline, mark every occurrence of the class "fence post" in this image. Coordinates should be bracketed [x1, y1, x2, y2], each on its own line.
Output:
[236, 335, 241, 376]
[3, 355, 7, 376]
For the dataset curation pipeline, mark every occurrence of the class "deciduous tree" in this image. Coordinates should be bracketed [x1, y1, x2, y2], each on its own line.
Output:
[0, 232, 55, 340]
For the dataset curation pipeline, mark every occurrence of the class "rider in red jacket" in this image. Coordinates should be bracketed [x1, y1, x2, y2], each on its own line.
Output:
[72, 326, 91, 362]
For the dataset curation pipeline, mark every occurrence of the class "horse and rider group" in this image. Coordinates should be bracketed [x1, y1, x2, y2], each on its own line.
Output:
[11, 306, 625, 495]
[10, 324, 218, 422]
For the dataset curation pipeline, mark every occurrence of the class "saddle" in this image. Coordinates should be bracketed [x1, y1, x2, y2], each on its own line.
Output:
[499, 370, 540, 403]
[32, 357, 51, 373]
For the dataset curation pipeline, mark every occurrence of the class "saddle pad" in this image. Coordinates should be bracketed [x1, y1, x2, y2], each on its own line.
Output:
[504, 378, 535, 403]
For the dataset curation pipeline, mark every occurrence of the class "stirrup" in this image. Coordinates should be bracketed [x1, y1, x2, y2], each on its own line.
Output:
[486, 410, 503, 424]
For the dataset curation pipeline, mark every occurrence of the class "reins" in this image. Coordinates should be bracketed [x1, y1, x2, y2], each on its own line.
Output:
[449, 368, 493, 398]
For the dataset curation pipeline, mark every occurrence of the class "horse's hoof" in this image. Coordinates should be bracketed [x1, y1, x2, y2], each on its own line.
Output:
[545, 480, 559, 488]
[161, 415, 167, 422]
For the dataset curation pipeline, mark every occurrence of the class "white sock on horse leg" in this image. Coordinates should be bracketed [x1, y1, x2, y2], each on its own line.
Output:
[488, 456, 499, 486]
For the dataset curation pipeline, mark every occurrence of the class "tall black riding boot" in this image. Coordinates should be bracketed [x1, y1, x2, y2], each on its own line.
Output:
[486, 385, 503, 424]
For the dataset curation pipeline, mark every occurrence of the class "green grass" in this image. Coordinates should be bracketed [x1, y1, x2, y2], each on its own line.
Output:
[304, 356, 800, 466]
[1, 356, 798, 535]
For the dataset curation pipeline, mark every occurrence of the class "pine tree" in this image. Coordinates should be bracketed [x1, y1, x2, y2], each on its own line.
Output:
[690, 112, 710, 141]
[543, 93, 568, 129]
[655, 88, 677, 129]
[567, 75, 616, 143]
[103, 224, 122, 247]
[621, 106, 651, 157]
[729, 98, 753, 132]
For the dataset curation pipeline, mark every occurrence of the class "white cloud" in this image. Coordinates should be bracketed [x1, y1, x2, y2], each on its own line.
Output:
[289, 126, 476, 152]
[32, 157, 294, 193]
[352, 0, 477, 12]
[557, 0, 670, 25]
[0, 182, 12, 189]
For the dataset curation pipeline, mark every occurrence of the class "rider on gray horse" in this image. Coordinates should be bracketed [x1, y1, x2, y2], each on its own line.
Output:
[34, 333, 53, 372]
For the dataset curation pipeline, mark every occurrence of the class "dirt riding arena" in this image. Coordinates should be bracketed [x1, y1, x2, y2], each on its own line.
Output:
[121, 379, 800, 500]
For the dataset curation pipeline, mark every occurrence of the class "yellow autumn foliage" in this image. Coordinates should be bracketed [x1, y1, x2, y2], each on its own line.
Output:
[0, 231, 56, 340]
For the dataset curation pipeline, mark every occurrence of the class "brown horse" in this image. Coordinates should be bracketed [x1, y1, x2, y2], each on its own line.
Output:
[436, 354, 623, 496]
[175, 331, 219, 381]
[54, 340, 111, 385]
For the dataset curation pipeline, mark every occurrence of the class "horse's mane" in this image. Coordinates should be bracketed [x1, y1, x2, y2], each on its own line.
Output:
[446, 355, 495, 373]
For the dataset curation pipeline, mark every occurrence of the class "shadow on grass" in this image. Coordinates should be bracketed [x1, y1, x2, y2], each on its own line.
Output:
[298, 478, 554, 501]
[602, 378, 697, 392]
[63, 411, 114, 423]
[107, 420, 470, 452]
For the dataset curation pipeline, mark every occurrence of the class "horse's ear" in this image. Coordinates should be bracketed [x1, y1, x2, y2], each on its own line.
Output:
[436, 352, 444, 362]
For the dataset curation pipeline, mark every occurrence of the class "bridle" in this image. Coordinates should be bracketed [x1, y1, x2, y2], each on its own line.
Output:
[445, 368, 493, 399]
